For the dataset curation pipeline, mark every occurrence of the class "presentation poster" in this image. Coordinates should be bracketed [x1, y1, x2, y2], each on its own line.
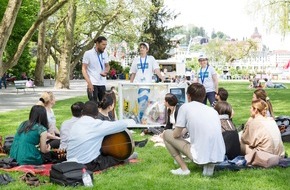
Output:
[118, 82, 187, 127]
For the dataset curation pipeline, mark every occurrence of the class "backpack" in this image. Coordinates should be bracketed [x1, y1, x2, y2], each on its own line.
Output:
[221, 119, 241, 160]
[50, 161, 93, 186]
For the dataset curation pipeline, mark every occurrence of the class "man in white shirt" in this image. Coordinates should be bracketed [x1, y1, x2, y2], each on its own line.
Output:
[82, 36, 110, 103]
[163, 83, 225, 176]
[129, 42, 164, 83]
[129, 42, 164, 121]
[67, 101, 133, 171]
[59, 102, 84, 150]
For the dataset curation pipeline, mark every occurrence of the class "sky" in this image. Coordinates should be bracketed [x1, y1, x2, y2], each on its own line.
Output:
[164, 0, 290, 50]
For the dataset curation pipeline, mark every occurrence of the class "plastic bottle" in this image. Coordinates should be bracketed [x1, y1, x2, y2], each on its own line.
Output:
[82, 168, 93, 187]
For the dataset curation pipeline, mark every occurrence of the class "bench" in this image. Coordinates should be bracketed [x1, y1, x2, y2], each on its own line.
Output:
[14, 80, 36, 94]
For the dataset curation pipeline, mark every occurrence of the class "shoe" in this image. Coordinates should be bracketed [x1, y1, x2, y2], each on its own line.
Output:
[203, 164, 215, 177]
[135, 139, 148, 148]
[170, 168, 190, 175]
[128, 152, 138, 160]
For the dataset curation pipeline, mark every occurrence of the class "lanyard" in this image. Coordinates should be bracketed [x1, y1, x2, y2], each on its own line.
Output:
[200, 65, 209, 84]
[140, 56, 147, 74]
[97, 53, 104, 71]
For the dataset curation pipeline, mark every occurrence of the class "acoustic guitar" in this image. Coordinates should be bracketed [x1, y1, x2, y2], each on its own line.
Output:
[101, 129, 135, 160]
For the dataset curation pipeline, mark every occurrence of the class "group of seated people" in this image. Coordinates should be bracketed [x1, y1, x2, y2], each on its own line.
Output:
[8, 84, 285, 177]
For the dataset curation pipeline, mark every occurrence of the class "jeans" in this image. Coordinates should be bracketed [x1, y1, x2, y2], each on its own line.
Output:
[87, 85, 106, 103]
[203, 91, 216, 106]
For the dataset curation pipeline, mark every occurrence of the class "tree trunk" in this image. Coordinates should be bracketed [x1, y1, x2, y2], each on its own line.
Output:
[0, 0, 68, 76]
[0, 0, 23, 76]
[55, 0, 76, 89]
[34, 0, 46, 87]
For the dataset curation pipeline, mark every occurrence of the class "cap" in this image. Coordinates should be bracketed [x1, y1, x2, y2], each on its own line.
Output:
[198, 54, 208, 61]
[139, 42, 149, 50]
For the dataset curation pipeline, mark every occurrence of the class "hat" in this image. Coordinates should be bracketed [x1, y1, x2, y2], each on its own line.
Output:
[198, 54, 208, 61]
[140, 42, 149, 50]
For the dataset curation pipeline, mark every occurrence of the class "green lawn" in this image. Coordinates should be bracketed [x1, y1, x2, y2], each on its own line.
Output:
[0, 81, 290, 190]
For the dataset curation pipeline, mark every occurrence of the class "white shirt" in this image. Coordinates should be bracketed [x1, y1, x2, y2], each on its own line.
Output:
[176, 101, 225, 164]
[82, 48, 109, 86]
[67, 116, 130, 164]
[130, 55, 160, 83]
[46, 108, 56, 134]
[59, 116, 80, 150]
[198, 65, 217, 92]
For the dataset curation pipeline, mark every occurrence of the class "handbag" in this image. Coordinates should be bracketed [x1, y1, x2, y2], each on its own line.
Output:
[245, 150, 280, 168]
[50, 161, 93, 186]
[3, 135, 14, 154]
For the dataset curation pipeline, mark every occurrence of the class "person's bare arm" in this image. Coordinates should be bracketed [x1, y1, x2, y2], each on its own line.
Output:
[154, 68, 164, 82]
[82, 64, 93, 92]
[173, 127, 184, 138]
[40, 132, 51, 153]
[212, 74, 218, 93]
[100, 63, 110, 77]
[130, 73, 136, 83]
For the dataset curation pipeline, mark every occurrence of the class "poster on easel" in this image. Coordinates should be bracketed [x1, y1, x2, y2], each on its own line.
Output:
[118, 82, 188, 128]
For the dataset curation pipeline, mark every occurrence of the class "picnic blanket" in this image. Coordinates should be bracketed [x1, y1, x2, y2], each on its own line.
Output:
[0, 159, 138, 176]
[215, 156, 290, 171]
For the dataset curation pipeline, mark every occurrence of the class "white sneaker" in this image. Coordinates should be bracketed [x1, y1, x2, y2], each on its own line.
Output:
[170, 168, 190, 175]
[202, 164, 215, 176]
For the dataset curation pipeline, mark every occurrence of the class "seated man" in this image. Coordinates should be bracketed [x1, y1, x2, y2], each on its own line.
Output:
[67, 101, 134, 172]
[59, 102, 85, 150]
[163, 83, 225, 176]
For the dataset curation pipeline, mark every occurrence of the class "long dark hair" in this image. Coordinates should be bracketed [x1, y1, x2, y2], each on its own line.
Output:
[18, 105, 48, 133]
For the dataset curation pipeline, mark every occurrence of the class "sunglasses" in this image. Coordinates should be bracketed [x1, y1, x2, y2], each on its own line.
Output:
[199, 59, 207, 62]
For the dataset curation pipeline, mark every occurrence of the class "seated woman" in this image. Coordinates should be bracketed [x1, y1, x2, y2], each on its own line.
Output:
[37, 91, 60, 148]
[97, 93, 148, 148]
[96, 94, 115, 121]
[240, 99, 285, 157]
[252, 89, 274, 118]
[214, 101, 240, 160]
[9, 105, 51, 165]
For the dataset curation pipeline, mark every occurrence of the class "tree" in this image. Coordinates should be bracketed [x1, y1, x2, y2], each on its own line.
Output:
[203, 38, 258, 64]
[0, 0, 23, 76]
[248, 0, 290, 37]
[0, 0, 68, 77]
[139, 0, 178, 59]
[47, 0, 149, 88]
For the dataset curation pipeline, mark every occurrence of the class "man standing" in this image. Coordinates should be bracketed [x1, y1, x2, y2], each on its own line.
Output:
[163, 83, 225, 176]
[82, 36, 110, 103]
[129, 42, 163, 83]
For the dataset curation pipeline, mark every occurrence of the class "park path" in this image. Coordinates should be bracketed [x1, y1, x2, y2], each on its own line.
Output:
[0, 79, 118, 113]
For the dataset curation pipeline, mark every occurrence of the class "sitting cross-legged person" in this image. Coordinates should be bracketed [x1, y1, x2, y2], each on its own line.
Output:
[240, 99, 285, 157]
[59, 101, 84, 150]
[163, 83, 225, 176]
[67, 101, 135, 172]
[10, 105, 51, 165]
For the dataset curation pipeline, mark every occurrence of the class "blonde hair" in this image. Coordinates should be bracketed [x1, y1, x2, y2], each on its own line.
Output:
[252, 99, 268, 117]
[36, 91, 55, 107]
[253, 89, 274, 117]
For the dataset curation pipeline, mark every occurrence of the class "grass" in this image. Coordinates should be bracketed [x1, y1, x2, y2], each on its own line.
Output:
[0, 81, 290, 190]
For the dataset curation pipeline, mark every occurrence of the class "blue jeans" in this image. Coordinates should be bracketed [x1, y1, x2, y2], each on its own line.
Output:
[203, 91, 216, 106]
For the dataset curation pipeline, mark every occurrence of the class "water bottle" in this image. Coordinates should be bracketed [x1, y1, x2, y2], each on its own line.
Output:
[82, 168, 93, 187]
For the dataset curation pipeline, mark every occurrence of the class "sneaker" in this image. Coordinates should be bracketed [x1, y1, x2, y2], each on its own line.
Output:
[170, 168, 190, 175]
[128, 152, 138, 160]
[203, 164, 215, 177]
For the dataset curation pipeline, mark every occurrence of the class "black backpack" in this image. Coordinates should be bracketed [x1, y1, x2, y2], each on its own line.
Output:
[50, 161, 93, 186]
